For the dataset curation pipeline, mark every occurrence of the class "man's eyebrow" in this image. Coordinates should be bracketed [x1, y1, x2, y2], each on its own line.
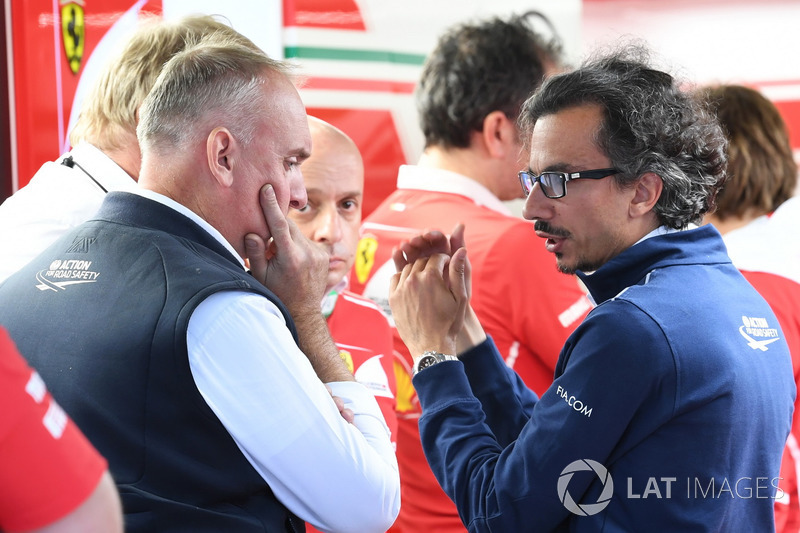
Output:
[289, 147, 311, 160]
[541, 162, 573, 173]
[526, 163, 570, 174]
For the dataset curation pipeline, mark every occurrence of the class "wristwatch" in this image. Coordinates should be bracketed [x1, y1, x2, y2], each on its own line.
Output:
[413, 350, 459, 375]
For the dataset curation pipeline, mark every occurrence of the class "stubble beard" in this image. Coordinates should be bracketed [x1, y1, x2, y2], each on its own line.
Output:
[556, 252, 606, 276]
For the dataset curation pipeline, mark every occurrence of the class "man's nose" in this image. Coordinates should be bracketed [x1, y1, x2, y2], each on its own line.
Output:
[522, 183, 552, 221]
[288, 171, 308, 210]
[315, 209, 343, 243]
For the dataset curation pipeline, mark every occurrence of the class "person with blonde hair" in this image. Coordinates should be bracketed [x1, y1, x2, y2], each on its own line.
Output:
[699, 83, 800, 533]
[0, 14, 258, 283]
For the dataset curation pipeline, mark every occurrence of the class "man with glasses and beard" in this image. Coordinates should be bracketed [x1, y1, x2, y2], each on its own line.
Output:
[349, 14, 591, 531]
[388, 45, 794, 531]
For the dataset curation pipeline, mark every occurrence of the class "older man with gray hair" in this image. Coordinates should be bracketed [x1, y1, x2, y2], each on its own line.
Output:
[0, 36, 399, 533]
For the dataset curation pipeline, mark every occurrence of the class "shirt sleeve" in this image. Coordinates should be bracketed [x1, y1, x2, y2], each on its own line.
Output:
[0, 329, 107, 532]
[187, 291, 400, 533]
[414, 301, 675, 532]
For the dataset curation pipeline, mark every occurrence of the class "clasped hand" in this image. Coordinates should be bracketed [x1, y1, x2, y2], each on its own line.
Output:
[388, 224, 472, 357]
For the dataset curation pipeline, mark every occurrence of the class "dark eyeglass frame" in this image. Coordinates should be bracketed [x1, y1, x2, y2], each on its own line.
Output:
[518, 168, 619, 199]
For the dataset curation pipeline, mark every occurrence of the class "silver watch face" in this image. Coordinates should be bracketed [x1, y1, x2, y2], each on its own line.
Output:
[416, 354, 438, 372]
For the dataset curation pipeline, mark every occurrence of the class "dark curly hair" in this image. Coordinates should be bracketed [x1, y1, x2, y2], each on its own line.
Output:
[519, 44, 728, 229]
[416, 11, 563, 149]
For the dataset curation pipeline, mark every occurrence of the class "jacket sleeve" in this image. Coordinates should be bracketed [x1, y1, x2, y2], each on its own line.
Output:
[415, 300, 675, 532]
[459, 337, 539, 445]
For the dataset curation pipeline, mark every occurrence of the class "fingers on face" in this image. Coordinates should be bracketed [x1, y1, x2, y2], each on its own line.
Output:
[260, 184, 290, 246]
[245, 233, 266, 256]
[244, 233, 268, 273]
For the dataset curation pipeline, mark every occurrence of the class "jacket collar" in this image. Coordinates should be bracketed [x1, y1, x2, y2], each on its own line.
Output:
[95, 191, 244, 270]
[396, 165, 512, 216]
[577, 224, 730, 305]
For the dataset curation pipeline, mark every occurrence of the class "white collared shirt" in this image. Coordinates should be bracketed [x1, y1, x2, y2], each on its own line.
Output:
[396, 164, 513, 216]
[633, 223, 697, 246]
[0, 142, 137, 283]
[723, 196, 800, 284]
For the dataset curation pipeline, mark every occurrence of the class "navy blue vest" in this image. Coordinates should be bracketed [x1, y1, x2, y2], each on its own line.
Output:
[0, 192, 305, 532]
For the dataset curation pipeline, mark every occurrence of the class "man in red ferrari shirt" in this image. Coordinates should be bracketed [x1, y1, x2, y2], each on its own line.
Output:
[348, 12, 591, 533]
[289, 117, 398, 533]
[0, 326, 123, 532]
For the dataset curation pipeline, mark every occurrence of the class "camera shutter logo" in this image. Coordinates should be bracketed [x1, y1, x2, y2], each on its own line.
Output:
[558, 459, 614, 516]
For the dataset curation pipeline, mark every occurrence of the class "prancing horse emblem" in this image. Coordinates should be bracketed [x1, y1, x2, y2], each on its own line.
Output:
[61, 1, 86, 75]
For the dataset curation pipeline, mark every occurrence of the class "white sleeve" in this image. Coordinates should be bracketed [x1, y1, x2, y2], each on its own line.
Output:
[187, 291, 400, 533]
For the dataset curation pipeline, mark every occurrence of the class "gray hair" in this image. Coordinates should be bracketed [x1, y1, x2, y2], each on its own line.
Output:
[136, 36, 291, 154]
[519, 44, 727, 229]
[70, 14, 261, 151]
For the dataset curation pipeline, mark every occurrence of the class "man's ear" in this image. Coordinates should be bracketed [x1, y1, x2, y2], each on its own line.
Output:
[630, 172, 663, 218]
[207, 127, 236, 188]
[481, 110, 518, 159]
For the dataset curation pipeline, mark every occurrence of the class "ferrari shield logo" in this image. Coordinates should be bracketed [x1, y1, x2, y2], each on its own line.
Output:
[61, 1, 85, 74]
[355, 236, 378, 284]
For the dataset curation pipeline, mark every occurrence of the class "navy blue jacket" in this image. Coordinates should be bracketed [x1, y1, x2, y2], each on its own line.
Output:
[0, 192, 304, 532]
[415, 225, 794, 532]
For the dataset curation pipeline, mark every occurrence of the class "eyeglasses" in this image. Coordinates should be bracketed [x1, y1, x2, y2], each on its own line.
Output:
[518, 168, 619, 199]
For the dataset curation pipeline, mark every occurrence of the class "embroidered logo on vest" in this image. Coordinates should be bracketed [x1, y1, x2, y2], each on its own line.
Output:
[35, 259, 100, 291]
[65, 236, 95, 253]
[739, 315, 781, 351]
